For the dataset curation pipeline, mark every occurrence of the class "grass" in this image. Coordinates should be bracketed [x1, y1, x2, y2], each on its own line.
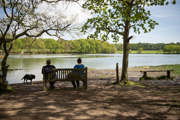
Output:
[119, 81, 145, 87]
[116, 50, 160, 54]
[8, 86, 15, 93]
[136, 64, 180, 77]
[149, 64, 180, 77]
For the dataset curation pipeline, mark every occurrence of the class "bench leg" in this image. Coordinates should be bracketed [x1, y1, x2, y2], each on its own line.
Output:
[83, 80, 87, 89]
[43, 80, 47, 91]
[143, 72, 147, 80]
[167, 71, 170, 78]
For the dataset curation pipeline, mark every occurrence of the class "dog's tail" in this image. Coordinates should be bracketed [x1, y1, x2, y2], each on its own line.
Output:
[21, 77, 24, 80]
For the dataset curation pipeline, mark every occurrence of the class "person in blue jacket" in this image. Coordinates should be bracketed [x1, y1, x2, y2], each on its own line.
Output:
[71, 58, 85, 88]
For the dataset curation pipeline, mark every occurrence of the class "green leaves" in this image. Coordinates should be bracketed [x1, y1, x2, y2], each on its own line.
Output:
[81, 0, 176, 42]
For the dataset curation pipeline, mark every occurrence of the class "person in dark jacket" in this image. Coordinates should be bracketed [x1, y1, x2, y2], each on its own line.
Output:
[42, 59, 56, 89]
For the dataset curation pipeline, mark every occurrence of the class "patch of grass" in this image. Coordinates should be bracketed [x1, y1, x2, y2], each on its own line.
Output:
[149, 64, 180, 76]
[140, 75, 174, 80]
[119, 81, 145, 87]
[156, 75, 174, 80]
[116, 50, 158, 54]
[8, 86, 15, 93]
[140, 76, 155, 80]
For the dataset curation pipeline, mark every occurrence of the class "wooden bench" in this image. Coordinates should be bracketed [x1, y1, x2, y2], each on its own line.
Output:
[140, 70, 173, 80]
[43, 67, 88, 91]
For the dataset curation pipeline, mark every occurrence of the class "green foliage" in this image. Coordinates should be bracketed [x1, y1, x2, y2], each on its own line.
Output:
[3, 38, 117, 54]
[71, 39, 116, 53]
[81, 0, 176, 42]
[163, 45, 180, 53]
[45, 39, 61, 53]
[8, 86, 15, 93]
[129, 43, 165, 50]
[138, 47, 143, 53]
[156, 49, 163, 54]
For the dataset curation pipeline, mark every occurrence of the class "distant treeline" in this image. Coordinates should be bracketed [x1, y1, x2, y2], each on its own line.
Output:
[1, 37, 180, 54]
[115, 42, 180, 51]
[2, 37, 117, 54]
[115, 42, 180, 53]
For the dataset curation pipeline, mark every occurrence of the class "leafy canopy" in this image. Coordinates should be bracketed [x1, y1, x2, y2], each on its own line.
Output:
[81, 0, 176, 42]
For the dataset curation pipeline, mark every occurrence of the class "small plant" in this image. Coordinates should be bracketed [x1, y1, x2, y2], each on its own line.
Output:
[140, 76, 154, 80]
[140, 77, 144, 80]
[156, 75, 174, 80]
[8, 86, 15, 93]
[156, 75, 167, 80]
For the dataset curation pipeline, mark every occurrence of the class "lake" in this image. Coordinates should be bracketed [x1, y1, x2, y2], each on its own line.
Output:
[1, 54, 180, 84]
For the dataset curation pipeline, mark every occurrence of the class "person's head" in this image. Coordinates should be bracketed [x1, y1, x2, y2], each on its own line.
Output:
[77, 58, 82, 64]
[46, 59, 51, 65]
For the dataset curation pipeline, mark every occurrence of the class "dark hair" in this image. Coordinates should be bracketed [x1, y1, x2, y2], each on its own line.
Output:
[46, 59, 51, 65]
[77, 58, 82, 63]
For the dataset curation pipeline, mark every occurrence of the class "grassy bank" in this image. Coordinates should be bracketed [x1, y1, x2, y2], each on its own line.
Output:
[135, 64, 180, 76]
[149, 64, 180, 76]
[116, 50, 161, 54]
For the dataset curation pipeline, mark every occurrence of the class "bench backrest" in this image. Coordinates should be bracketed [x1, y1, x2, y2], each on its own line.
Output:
[43, 67, 88, 82]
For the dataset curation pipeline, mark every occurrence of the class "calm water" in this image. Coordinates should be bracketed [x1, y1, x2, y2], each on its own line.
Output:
[0, 54, 180, 84]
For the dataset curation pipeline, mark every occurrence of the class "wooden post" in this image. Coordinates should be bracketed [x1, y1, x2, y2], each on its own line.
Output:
[167, 71, 170, 78]
[143, 72, 147, 80]
[116, 63, 119, 84]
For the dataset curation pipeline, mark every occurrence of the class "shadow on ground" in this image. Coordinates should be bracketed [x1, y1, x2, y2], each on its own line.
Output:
[0, 78, 180, 120]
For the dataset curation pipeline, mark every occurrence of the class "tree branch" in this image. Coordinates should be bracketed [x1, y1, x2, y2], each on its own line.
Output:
[2, 0, 10, 18]
[127, 35, 134, 41]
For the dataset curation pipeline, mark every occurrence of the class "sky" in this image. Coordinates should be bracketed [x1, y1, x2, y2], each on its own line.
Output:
[44, 0, 180, 44]
[1, 0, 180, 44]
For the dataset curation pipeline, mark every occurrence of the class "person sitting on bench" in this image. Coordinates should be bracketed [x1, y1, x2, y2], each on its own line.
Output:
[71, 58, 85, 89]
[42, 59, 56, 89]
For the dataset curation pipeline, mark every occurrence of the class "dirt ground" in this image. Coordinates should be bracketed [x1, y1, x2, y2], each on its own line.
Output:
[0, 69, 180, 120]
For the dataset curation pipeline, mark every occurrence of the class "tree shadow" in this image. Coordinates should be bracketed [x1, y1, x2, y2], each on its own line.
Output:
[0, 79, 180, 120]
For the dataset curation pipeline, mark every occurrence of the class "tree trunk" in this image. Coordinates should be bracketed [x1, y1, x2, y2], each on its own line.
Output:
[0, 40, 14, 91]
[120, 21, 130, 83]
[0, 53, 9, 89]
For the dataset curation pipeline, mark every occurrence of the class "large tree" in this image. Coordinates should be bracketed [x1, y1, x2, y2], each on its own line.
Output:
[81, 0, 176, 83]
[0, 0, 78, 91]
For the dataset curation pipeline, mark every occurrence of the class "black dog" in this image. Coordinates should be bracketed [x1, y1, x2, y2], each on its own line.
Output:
[21, 74, 35, 84]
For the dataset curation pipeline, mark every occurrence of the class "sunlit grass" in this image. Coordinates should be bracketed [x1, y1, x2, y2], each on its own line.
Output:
[8, 86, 15, 92]
[149, 64, 180, 77]
[119, 81, 145, 87]
[116, 50, 160, 54]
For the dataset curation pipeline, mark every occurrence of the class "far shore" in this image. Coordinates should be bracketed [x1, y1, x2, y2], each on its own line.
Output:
[1, 50, 180, 55]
